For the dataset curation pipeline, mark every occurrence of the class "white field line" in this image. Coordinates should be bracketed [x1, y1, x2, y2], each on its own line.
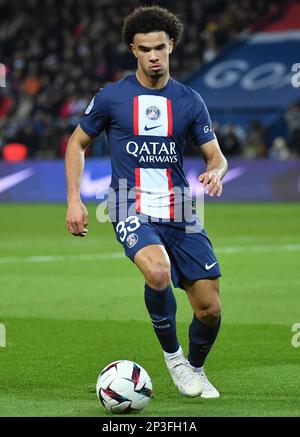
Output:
[0, 244, 300, 264]
[0, 253, 124, 264]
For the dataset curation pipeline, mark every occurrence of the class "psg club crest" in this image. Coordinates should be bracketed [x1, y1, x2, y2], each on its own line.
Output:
[126, 233, 138, 248]
[146, 106, 161, 121]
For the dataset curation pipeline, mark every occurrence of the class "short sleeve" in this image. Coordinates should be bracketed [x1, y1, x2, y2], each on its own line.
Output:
[80, 88, 109, 138]
[190, 91, 215, 146]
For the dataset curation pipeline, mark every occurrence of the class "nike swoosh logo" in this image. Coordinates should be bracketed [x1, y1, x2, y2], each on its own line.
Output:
[81, 172, 111, 197]
[222, 167, 246, 184]
[144, 125, 162, 131]
[0, 168, 34, 194]
[205, 261, 218, 270]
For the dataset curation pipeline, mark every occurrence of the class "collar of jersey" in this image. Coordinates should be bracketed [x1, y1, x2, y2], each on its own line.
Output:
[130, 73, 172, 92]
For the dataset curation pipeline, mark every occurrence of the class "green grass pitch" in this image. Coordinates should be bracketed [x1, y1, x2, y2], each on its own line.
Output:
[0, 202, 299, 417]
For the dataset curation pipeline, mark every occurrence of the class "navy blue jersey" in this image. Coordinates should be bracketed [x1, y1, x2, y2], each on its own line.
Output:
[80, 74, 215, 222]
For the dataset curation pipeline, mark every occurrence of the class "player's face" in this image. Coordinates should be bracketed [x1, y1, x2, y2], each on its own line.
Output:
[131, 31, 174, 81]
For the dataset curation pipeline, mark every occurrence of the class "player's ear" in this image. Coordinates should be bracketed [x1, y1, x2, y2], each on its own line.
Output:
[130, 43, 137, 58]
[169, 38, 174, 54]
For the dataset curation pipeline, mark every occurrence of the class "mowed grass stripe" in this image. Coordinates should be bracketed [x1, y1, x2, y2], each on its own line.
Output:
[0, 203, 300, 416]
[1, 243, 300, 264]
[0, 318, 299, 417]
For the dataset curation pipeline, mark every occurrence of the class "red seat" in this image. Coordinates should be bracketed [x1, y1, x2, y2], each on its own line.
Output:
[2, 142, 28, 161]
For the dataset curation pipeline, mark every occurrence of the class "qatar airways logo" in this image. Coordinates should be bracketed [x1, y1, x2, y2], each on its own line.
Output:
[126, 141, 178, 164]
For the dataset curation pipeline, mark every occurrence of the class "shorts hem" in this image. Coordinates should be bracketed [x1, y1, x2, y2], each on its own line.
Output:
[173, 273, 222, 290]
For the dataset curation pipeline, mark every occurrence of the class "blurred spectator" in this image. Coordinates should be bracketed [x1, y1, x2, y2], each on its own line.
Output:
[221, 124, 243, 156]
[285, 102, 300, 136]
[202, 33, 218, 64]
[0, 0, 284, 159]
[243, 120, 268, 159]
[21, 124, 39, 158]
[288, 129, 300, 157]
[269, 137, 291, 160]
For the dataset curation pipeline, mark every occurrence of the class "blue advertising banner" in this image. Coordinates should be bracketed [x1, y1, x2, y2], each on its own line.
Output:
[188, 31, 300, 111]
[0, 158, 299, 203]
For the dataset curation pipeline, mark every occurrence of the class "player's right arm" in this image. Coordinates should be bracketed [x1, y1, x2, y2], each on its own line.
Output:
[65, 125, 94, 237]
[65, 87, 109, 236]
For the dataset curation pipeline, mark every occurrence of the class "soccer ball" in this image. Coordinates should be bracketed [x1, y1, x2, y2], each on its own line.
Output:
[96, 360, 153, 414]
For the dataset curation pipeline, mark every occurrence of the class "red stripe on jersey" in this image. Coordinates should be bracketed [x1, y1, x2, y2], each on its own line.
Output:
[167, 99, 173, 137]
[135, 167, 141, 214]
[167, 168, 174, 220]
[133, 96, 139, 135]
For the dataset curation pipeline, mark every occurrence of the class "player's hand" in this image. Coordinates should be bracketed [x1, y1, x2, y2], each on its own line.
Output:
[198, 171, 223, 197]
[66, 201, 89, 237]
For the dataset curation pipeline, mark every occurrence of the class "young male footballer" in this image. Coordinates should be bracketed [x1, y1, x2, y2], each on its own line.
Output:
[65, 6, 228, 398]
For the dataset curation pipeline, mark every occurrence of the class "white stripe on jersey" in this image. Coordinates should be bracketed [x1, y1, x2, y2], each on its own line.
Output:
[137, 95, 169, 137]
[136, 168, 173, 219]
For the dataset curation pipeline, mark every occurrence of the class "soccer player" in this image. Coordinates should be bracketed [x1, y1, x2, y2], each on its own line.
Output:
[65, 6, 228, 398]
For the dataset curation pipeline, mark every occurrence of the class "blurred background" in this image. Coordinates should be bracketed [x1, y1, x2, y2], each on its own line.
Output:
[0, 0, 299, 203]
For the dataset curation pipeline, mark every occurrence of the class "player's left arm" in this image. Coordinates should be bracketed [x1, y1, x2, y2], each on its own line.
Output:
[198, 138, 228, 197]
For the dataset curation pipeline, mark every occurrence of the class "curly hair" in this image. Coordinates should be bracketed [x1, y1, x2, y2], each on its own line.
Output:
[122, 6, 183, 49]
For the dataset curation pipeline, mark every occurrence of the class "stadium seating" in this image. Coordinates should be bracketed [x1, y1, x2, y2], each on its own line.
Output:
[0, 0, 298, 159]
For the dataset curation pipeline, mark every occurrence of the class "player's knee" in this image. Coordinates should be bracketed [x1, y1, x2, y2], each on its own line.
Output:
[195, 303, 221, 327]
[146, 266, 171, 291]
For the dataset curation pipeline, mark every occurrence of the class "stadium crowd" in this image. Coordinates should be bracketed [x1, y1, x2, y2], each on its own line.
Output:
[0, 0, 297, 160]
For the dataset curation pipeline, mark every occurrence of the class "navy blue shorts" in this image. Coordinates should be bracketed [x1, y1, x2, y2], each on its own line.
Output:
[112, 215, 221, 290]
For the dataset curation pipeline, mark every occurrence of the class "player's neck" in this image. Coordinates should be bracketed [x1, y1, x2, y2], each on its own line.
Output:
[135, 69, 170, 90]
